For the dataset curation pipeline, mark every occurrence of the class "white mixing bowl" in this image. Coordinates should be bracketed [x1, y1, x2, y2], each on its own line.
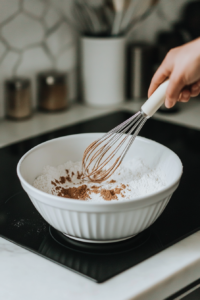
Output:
[17, 133, 183, 243]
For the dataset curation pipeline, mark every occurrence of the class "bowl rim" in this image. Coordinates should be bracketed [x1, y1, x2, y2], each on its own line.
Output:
[17, 133, 183, 206]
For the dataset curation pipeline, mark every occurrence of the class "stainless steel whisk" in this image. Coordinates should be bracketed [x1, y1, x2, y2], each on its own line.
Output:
[82, 80, 169, 182]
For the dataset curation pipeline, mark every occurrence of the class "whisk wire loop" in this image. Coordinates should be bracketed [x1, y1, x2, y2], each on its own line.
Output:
[82, 111, 141, 169]
[120, 117, 147, 162]
[82, 111, 147, 182]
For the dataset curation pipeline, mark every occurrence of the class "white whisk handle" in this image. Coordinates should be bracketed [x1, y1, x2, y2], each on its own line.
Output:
[141, 80, 169, 117]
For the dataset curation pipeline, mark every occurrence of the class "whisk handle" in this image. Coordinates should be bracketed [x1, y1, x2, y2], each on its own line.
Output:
[141, 80, 169, 117]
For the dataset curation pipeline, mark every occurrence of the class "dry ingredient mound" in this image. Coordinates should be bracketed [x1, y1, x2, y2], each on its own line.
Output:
[33, 159, 166, 202]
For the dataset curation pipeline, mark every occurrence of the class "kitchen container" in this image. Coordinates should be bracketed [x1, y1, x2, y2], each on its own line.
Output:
[37, 71, 68, 111]
[5, 77, 32, 120]
[81, 36, 125, 107]
[17, 133, 183, 243]
[127, 43, 155, 99]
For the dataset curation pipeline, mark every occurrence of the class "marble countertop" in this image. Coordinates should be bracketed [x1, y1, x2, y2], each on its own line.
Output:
[1, 100, 200, 300]
[1, 99, 200, 148]
[1, 232, 200, 300]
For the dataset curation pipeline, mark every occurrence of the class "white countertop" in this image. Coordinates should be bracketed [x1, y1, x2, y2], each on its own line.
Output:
[0, 233, 200, 300]
[1, 99, 200, 300]
[1, 99, 200, 148]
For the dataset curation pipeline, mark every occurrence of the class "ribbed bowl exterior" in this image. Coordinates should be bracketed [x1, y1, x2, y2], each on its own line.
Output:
[30, 195, 171, 240]
[17, 133, 183, 242]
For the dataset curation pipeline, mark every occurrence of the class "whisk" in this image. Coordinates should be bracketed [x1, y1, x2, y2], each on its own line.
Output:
[82, 80, 169, 182]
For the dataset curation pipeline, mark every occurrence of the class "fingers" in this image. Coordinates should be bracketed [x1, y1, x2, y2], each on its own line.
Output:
[148, 43, 200, 107]
[148, 54, 172, 98]
[190, 80, 200, 97]
[165, 72, 185, 108]
[177, 80, 200, 103]
[178, 89, 191, 102]
[148, 72, 168, 98]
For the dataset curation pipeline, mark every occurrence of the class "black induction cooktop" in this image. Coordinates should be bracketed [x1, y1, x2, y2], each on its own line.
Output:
[0, 111, 200, 283]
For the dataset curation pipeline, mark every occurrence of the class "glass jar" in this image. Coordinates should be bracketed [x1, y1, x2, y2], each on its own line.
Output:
[37, 71, 68, 111]
[5, 77, 32, 120]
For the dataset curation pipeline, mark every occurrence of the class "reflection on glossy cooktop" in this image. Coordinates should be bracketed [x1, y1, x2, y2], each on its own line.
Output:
[0, 111, 200, 282]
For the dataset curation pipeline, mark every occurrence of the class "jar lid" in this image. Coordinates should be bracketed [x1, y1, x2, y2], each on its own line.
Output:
[37, 71, 67, 85]
[5, 77, 30, 90]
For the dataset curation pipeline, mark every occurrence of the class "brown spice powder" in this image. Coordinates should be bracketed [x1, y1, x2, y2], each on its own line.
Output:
[59, 176, 66, 184]
[109, 180, 116, 183]
[91, 185, 99, 189]
[90, 185, 100, 195]
[58, 185, 90, 200]
[77, 171, 83, 180]
[100, 189, 117, 200]
[52, 172, 126, 201]
[55, 185, 126, 201]
[66, 175, 72, 182]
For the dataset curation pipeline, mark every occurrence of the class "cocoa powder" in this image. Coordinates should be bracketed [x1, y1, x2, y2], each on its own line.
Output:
[59, 176, 66, 184]
[77, 171, 83, 179]
[52, 172, 126, 201]
[100, 189, 117, 200]
[109, 180, 116, 183]
[100, 187, 124, 201]
[66, 175, 72, 182]
[55, 184, 126, 201]
[58, 185, 90, 200]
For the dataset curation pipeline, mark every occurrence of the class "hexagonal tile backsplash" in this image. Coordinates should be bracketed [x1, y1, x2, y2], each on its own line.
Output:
[0, 0, 193, 118]
[0, 0, 77, 118]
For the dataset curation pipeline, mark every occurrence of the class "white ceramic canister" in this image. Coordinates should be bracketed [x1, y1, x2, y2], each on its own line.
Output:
[81, 36, 125, 107]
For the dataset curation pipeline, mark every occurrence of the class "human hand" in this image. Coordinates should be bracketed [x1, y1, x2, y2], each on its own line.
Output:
[148, 38, 200, 108]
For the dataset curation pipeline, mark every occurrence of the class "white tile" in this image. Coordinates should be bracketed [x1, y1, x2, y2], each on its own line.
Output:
[17, 46, 52, 74]
[0, 41, 6, 59]
[56, 44, 77, 71]
[46, 22, 74, 57]
[0, 51, 19, 78]
[2, 13, 45, 50]
[0, 89, 4, 118]
[0, 0, 19, 23]
[158, 0, 192, 23]
[44, 7, 60, 29]
[50, 0, 74, 18]
[128, 8, 171, 43]
[16, 46, 53, 108]
[0, 51, 19, 118]
[127, 0, 193, 43]
[0, 0, 77, 119]
[23, 0, 46, 18]
[67, 68, 78, 103]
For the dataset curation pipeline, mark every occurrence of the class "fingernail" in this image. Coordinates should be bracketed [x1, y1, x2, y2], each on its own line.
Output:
[166, 100, 175, 108]
[192, 84, 199, 91]
[181, 99, 190, 102]
[182, 90, 190, 98]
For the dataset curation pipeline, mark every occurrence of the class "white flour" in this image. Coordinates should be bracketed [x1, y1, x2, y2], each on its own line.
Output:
[33, 159, 166, 202]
